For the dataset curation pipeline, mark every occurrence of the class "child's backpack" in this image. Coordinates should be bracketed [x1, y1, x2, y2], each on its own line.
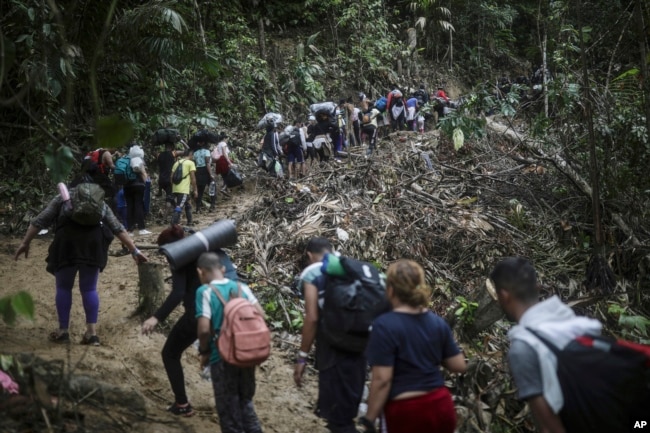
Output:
[360, 110, 372, 125]
[67, 183, 106, 225]
[211, 284, 271, 367]
[527, 328, 650, 433]
[113, 156, 136, 186]
[172, 160, 187, 185]
[374, 96, 388, 113]
[319, 254, 390, 353]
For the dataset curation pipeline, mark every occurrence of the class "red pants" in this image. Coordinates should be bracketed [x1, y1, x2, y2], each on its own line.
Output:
[384, 387, 456, 433]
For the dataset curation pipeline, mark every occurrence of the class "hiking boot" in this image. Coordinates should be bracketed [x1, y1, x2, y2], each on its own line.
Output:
[168, 402, 195, 417]
[80, 334, 100, 346]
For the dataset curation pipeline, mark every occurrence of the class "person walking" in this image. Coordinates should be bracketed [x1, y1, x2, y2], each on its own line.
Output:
[124, 145, 151, 235]
[359, 259, 466, 433]
[293, 237, 366, 433]
[193, 141, 213, 214]
[195, 252, 265, 433]
[170, 150, 197, 226]
[14, 165, 147, 345]
[141, 226, 253, 417]
[212, 132, 234, 203]
[489, 257, 649, 433]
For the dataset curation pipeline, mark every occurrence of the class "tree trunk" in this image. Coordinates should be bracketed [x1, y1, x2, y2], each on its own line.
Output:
[135, 262, 165, 318]
[634, 0, 650, 135]
[459, 283, 503, 337]
[192, 0, 207, 55]
[578, 1, 603, 249]
[258, 17, 266, 60]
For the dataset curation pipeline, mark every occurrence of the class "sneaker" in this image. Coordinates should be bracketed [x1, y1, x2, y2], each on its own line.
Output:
[80, 335, 100, 346]
[48, 331, 70, 343]
[139, 229, 152, 235]
[168, 402, 195, 417]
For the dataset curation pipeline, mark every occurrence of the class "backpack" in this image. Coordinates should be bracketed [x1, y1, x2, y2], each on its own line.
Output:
[320, 254, 389, 353]
[172, 160, 188, 185]
[414, 89, 427, 104]
[84, 149, 108, 174]
[113, 156, 136, 186]
[375, 96, 388, 113]
[361, 111, 372, 125]
[68, 183, 106, 225]
[211, 284, 271, 367]
[527, 328, 650, 433]
[288, 128, 302, 146]
[152, 128, 180, 145]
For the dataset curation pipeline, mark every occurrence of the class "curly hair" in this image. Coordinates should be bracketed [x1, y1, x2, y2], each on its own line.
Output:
[156, 224, 185, 246]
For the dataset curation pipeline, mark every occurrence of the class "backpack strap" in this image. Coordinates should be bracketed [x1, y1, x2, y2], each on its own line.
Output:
[209, 283, 228, 307]
[525, 327, 561, 355]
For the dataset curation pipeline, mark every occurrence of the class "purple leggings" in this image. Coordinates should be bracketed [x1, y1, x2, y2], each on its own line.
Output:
[54, 265, 100, 329]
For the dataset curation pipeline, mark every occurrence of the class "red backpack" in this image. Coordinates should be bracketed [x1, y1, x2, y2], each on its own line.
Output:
[211, 284, 271, 367]
[85, 149, 107, 174]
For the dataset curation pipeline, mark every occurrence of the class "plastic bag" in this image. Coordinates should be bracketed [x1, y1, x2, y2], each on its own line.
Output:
[310, 102, 336, 115]
[257, 113, 283, 129]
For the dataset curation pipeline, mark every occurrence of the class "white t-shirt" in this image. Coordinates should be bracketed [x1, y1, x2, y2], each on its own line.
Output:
[211, 141, 229, 160]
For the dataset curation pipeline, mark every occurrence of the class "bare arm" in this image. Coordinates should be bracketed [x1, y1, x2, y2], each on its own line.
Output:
[294, 282, 319, 387]
[14, 224, 40, 260]
[364, 366, 394, 422]
[197, 316, 212, 368]
[115, 231, 148, 264]
[527, 396, 566, 433]
[190, 171, 198, 198]
[442, 353, 467, 374]
[102, 151, 115, 170]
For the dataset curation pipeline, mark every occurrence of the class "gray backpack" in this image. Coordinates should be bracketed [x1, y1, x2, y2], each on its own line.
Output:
[68, 183, 106, 225]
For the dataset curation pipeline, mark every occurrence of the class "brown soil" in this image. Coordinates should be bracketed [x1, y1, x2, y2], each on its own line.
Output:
[0, 187, 328, 433]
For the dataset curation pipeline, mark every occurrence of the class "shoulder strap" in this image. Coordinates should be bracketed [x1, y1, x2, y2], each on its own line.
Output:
[526, 327, 561, 355]
[209, 284, 228, 307]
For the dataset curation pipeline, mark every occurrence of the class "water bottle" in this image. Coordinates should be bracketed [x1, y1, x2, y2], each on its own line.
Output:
[58, 182, 72, 213]
[208, 180, 216, 197]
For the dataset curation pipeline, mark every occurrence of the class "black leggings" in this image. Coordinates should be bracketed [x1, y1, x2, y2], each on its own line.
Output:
[124, 183, 145, 231]
[161, 312, 197, 405]
[195, 167, 210, 211]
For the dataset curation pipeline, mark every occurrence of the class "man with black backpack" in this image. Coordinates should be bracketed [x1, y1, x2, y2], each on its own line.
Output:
[490, 257, 650, 433]
[294, 237, 387, 433]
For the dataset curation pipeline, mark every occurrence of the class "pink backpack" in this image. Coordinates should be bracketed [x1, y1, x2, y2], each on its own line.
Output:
[211, 284, 271, 367]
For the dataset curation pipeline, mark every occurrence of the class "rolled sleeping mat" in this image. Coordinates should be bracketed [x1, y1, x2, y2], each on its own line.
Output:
[159, 219, 238, 270]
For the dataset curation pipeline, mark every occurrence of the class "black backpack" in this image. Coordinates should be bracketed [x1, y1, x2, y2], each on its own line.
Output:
[527, 328, 650, 433]
[288, 128, 302, 146]
[152, 128, 181, 145]
[172, 160, 188, 185]
[320, 256, 389, 353]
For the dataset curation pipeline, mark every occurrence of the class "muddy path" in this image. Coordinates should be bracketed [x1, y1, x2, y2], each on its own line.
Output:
[0, 178, 328, 433]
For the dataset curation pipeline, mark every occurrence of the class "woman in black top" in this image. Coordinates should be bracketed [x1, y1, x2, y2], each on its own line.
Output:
[141, 225, 238, 417]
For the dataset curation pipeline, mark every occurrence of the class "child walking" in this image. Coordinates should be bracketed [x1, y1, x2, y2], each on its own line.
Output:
[195, 252, 264, 433]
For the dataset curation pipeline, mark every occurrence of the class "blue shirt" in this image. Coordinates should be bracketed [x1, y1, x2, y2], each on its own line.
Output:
[195, 279, 257, 365]
[193, 148, 211, 168]
[366, 310, 460, 400]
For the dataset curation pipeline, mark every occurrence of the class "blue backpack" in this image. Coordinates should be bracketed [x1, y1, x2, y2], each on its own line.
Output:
[375, 96, 388, 113]
[114, 156, 136, 185]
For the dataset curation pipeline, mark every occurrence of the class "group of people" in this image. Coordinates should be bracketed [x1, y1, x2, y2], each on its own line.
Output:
[78, 130, 235, 233]
[257, 84, 455, 177]
[157, 131, 234, 226]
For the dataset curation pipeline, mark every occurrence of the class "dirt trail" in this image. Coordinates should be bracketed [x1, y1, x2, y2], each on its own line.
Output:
[0, 183, 328, 433]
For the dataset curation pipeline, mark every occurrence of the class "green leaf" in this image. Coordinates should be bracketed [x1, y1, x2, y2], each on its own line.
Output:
[285, 197, 294, 203]
[373, 193, 385, 204]
[43, 144, 74, 183]
[11, 291, 34, 321]
[0, 296, 16, 325]
[27, 8, 35, 22]
[95, 115, 134, 149]
[0, 354, 14, 371]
